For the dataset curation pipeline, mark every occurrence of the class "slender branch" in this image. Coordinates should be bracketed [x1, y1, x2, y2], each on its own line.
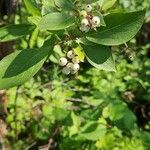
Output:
[66, 98, 95, 108]
[38, 126, 60, 150]
[25, 142, 37, 150]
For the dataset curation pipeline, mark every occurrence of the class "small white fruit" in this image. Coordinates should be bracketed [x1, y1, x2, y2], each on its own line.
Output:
[91, 16, 100, 26]
[81, 18, 89, 26]
[62, 67, 70, 75]
[80, 10, 87, 18]
[80, 25, 90, 32]
[72, 63, 80, 71]
[67, 50, 75, 59]
[84, 4, 92, 12]
[66, 62, 74, 70]
[59, 57, 68, 66]
[72, 57, 80, 64]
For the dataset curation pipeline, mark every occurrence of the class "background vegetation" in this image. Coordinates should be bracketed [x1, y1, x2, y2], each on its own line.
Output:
[0, 0, 150, 149]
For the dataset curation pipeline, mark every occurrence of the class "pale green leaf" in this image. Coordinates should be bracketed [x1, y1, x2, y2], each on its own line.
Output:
[102, 0, 117, 11]
[24, 0, 41, 16]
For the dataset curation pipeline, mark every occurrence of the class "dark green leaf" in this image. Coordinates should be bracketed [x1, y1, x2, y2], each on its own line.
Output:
[86, 10, 146, 46]
[123, 110, 136, 130]
[0, 37, 55, 89]
[82, 43, 116, 71]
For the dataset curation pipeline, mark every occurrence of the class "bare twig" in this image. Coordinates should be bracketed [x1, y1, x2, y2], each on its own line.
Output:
[38, 126, 60, 150]
[25, 142, 37, 150]
[66, 98, 95, 108]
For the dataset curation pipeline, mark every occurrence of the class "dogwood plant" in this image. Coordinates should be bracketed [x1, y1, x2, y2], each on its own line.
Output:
[0, 0, 146, 89]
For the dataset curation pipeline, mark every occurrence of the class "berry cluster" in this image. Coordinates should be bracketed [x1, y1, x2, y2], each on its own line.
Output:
[59, 50, 80, 75]
[80, 4, 101, 32]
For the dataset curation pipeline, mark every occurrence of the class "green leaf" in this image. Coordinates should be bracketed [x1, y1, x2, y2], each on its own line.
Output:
[28, 16, 41, 26]
[24, 0, 41, 16]
[99, 13, 106, 27]
[73, 46, 85, 62]
[123, 110, 136, 130]
[86, 10, 146, 46]
[82, 43, 116, 71]
[41, 0, 58, 15]
[38, 12, 75, 31]
[42, 0, 55, 8]
[0, 24, 34, 42]
[77, 121, 106, 141]
[49, 45, 64, 63]
[102, 0, 117, 11]
[54, 0, 74, 11]
[69, 112, 81, 136]
[108, 102, 126, 121]
[52, 108, 69, 121]
[0, 37, 55, 89]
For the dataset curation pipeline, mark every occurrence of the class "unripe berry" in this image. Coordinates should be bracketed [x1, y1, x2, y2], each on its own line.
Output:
[91, 16, 100, 26]
[80, 25, 90, 32]
[66, 62, 74, 70]
[67, 50, 75, 59]
[72, 57, 80, 64]
[81, 18, 89, 26]
[72, 63, 80, 71]
[84, 4, 92, 12]
[62, 67, 70, 75]
[59, 57, 68, 66]
[80, 10, 87, 18]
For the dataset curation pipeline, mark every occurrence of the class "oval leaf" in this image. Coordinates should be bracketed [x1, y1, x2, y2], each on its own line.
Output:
[38, 12, 75, 31]
[86, 10, 146, 46]
[82, 44, 116, 72]
[0, 38, 55, 89]
[0, 24, 34, 42]
[24, 0, 41, 16]
[54, 0, 74, 11]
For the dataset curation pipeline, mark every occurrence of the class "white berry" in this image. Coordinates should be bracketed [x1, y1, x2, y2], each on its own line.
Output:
[84, 4, 92, 12]
[66, 62, 74, 70]
[91, 16, 100, 26]
[80, 25, 90, 32]
[72, 63, 80, 71]
[81, 18, 89, 26]
[62, 67, 70, 75]
[72, 57, 80, 64]
[80, 10, 87, 18]
[59, 57, 68, 66]
[67, 50, 75, 59]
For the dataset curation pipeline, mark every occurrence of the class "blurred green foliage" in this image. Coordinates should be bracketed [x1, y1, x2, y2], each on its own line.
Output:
[2, 0, 150, 149]
[6, 44, 150, 149]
